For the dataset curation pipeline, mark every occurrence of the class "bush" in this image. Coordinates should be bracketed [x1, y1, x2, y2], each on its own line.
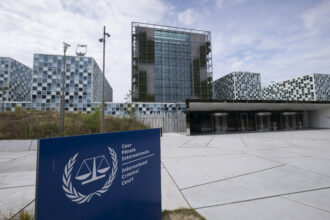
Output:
[162, 208, 206, 220]
[0, 110, 149, 140]
[1, 209, 34, 220]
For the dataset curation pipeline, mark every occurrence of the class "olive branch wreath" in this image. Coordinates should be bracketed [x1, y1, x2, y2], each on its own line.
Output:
[62, 147, 118, 204]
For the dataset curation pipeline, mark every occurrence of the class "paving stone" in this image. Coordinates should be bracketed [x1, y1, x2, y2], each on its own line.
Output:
[161, 147, 239, 159]
[282, 147, 330, 160]
[182, 165, 330, 208]
[163, 154, 282, 189]
[180, 136, 214, 148]
[246, 148, 309, 159]
[161, 168, 189, 210]
[0, 151, 34, 159]
[0, 171, 35, 189]
[197, 196, 330, 220]
[0, 130, 330, 219]
[272, 156, 330, 177]
[0, 153, 36, 174]
[0, 140, 33, 152]
[0, 186, 35, 217]
[282, 188, 330, 212]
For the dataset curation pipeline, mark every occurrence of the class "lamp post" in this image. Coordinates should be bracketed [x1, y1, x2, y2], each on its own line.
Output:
[60, 42, 70, 135]
[99, 26, 110, 133]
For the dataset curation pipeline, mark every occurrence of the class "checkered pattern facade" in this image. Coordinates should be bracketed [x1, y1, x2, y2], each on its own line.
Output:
[213, 73, 235, 100]
[213, 72, 261, 100]
[0, 57, 32, 102]
[262, 74, 330, 101]
[2, 102, 186, 117]
[32, 54, 112, 111]
[314, 74, 330, 101]
[92, 62, 113, 102]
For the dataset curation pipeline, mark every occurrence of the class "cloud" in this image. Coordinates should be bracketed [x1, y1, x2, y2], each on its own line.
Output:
[0, 0, 329, 101]
[215, 0, 246, 8]
[0, 0, 173, 102]
[208, 0, 330, 86]
[302, 0, 330, 30]
[177, 8, 200, 26]
[215, 0, 224, 8]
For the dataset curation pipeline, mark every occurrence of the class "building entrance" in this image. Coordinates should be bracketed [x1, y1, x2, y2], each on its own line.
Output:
[212, 113, 228, 133]
[281, 112, 302, 130]
[256, 112, 272, 131]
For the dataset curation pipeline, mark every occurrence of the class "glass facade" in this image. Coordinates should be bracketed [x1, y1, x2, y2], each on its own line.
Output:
[154, 30, 191, 102]
[132, 22, 213, 103]
[32, 54, 112, 111]
[0, 57, 32, 102]
[214, 72, 330, 102]
[262, 73, 330, 101]
[2, 101, 186, 117]
[213, 72, 262, 100]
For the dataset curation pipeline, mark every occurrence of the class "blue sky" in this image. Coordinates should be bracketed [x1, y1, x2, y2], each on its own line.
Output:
[0, 0, 329, 102]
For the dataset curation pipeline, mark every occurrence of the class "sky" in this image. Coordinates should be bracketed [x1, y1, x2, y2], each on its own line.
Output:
[0, 0, 330, 102]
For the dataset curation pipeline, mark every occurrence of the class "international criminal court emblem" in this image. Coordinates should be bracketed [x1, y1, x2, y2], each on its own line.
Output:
[62, 147, 118, 204]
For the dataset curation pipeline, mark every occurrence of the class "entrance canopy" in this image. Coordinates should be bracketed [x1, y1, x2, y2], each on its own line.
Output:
[186, 99, 330, 112]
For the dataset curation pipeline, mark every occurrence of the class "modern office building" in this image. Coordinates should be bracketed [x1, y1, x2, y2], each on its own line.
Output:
[32, 54, 112, 111]
[0, 57, 32, 102]
[131, 22, 213, 103]
[262, 73, 330, 101]
[186, 99, 330, 135]
[213, 72, 262, 100]
[187, 72, 330, 134]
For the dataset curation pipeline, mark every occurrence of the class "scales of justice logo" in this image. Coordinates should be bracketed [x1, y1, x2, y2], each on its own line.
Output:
[62, 147, 118, 204]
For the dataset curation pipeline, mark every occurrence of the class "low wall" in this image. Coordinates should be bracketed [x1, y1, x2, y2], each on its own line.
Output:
[138, 113, 186, 133]
[310, 108, 330, 128]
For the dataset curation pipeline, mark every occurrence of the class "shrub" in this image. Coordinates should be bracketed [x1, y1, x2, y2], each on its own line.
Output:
[0, 110, 149, 140]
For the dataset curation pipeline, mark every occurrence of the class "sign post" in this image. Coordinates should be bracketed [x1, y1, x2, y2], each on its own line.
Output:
[35, 128, 161, 220]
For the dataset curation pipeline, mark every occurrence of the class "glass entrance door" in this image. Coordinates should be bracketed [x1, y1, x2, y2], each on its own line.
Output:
[256, 112, 272, 131]
[240, 113, 249, 131]
[281, 112, 298, 130]
[212, 113, 228, 133]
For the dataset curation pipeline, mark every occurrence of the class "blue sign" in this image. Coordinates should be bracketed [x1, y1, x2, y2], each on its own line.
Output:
[35, 129, 161, 220]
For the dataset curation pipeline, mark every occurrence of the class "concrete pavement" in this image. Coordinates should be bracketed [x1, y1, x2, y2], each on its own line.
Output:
[1, 130, 330, 219]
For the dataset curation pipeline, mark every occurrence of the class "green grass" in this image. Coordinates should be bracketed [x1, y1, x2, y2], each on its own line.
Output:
[13, 210, 34, 220]
[162, 208, 206, 220]
[0, 109, 149, 140]
[0, 210, 34, 220]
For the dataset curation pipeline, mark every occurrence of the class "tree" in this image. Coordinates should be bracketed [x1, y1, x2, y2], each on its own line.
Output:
[124, 90, 136, 118]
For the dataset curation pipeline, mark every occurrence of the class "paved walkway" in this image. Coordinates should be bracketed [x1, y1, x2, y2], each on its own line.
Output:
[1, 130, 330, 219]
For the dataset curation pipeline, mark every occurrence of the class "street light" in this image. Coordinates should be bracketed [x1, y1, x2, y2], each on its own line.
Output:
[99, 26, 110, 133]
[60, 42, 71, 135]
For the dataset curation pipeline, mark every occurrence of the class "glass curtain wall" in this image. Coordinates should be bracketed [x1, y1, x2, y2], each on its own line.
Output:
[154, 30, 191, 102]
[132, 22, 213, 103]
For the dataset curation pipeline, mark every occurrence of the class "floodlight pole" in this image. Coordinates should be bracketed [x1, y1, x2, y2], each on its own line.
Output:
[60, 42, 70, 135]
[99, 26, 110, 133]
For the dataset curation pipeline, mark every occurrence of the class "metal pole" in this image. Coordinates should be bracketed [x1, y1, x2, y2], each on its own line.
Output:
[99, 26, 110, 133]
[101, 26, 106, 133]
[60, 42, 70, 135]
